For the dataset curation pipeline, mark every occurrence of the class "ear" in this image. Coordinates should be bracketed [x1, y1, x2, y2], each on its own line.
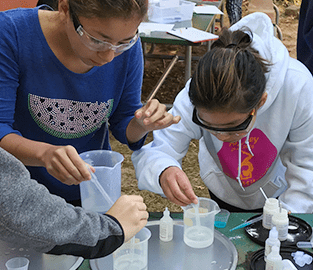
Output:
[257, 92, 268, 109]
[58, 0, 69, 15]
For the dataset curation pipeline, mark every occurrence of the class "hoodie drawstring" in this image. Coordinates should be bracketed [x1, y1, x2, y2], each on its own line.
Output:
[245, 132, 254, 156]
[236, 131, 254, 191]
[236, 139, 245, 190]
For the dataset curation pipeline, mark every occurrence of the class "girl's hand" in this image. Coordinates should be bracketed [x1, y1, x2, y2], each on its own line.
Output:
[134, 99, 181, 132]
[106, 195, 149, 242]
[41, 145, 95, 185]
[159, 166, 198, 206]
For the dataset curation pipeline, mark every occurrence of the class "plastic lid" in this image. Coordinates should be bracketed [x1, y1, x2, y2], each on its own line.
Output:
[274, 208, 288, 218]
[265, 198, 279, 208]
[269, 226, 278, 239]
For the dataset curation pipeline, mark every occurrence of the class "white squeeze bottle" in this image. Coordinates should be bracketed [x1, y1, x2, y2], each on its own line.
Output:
[263, 198, 279, 229]
[272, 208, 289, 241]
[266, 245, 283, 270]
[159, 207, 173, 242]
[265, 226, 281, 261]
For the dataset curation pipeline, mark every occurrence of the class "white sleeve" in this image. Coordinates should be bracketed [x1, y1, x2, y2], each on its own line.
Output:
[132, 85, 202, 195]
[279, 79, 313, 213]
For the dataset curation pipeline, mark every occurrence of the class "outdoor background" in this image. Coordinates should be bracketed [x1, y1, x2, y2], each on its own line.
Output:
[111, 0, 301, 213]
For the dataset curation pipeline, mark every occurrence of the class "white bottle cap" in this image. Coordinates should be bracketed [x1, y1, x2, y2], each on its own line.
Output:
[265, 198, 279, 209]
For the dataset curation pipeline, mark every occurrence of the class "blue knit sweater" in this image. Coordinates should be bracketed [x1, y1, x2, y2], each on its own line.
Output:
[0, 6, 145, 201]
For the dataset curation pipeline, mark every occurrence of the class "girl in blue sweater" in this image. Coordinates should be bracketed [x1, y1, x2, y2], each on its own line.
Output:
[0, 0, 180, 204]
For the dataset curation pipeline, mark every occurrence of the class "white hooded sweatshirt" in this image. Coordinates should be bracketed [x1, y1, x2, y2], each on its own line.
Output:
[132, 12, 313, 213]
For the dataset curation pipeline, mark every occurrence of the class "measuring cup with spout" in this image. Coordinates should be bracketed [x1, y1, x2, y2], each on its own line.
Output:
[79, 150, 124, 214]
[182, 197, 220, 248]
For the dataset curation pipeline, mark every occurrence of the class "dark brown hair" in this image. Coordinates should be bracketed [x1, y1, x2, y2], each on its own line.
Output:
[70, 0, 148, 19]
[40, 0, 148, 19]
[189, 27, 270, 113]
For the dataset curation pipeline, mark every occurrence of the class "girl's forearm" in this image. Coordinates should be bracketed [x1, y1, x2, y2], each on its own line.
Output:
[125, 117, 148, 144]
[0, 133, 52, 166]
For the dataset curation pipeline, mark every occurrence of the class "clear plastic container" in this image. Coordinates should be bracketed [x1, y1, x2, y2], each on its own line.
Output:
[181, 197, 220, 249]
[79, 150, 124, 214]
[113, 227, 151, 270]
[148, 0, 196, 24]
[5, 257, 29, 270]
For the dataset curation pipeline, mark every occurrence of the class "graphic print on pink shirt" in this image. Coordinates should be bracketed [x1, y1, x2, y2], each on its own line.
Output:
[217, 129, 277, 187]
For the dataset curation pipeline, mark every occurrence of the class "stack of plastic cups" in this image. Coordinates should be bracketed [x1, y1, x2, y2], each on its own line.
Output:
[291, 251, 313, 267]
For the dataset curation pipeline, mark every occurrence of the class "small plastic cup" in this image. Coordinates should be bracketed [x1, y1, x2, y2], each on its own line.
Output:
[214, 209, 230, 228]
[182, 197, 220, 248]
[113, 227, 151, 270]
[5, 257, 29, 270]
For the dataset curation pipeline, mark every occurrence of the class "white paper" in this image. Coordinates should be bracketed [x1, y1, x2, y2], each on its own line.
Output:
[167, 27, 219, 43]
[193, 5, 223, 15]
[139, 22, 175, 34]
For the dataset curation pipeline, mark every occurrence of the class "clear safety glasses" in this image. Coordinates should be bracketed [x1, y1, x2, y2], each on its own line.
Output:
[70, 5, 139, 53]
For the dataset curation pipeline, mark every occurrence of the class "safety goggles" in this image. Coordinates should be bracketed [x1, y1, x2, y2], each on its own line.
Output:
[192, 108, 255, 134]
[70, 4, 139, 53]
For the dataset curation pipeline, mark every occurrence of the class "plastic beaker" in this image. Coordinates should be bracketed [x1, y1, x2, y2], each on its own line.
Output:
[182, 197, 220, 248]
[5, 257, 29, 270]
[113, 227, 151, 270]
[214, 209, 230, 228]
[79, 150, 124, 214]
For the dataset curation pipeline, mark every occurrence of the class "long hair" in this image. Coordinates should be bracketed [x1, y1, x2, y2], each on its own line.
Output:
[189, 28, 270, 113]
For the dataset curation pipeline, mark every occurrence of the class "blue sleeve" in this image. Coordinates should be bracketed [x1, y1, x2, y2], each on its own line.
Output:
[302, 0, 313, 51]
[109, 39, 147, 150]
[297, 0, 313, 74]
[0, 12, 22, 139]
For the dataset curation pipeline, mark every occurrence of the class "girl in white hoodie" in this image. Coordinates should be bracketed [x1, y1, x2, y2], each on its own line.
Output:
[132, 13, 313, 213]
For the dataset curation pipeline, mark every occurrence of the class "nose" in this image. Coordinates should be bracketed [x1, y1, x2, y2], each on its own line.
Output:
[214, 133, 243, 142]
[97, 49, 115, 64]
[214, 133, 233, 142]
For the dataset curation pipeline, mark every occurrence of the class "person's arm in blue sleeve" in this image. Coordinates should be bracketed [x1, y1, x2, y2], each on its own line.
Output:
[109, 40, 180, 150]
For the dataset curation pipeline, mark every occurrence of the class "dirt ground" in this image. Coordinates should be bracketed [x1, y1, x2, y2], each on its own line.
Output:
[110, 1, 301, 213]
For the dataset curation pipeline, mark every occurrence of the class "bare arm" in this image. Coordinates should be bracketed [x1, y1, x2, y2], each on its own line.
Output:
[0, 133, 93, 185]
